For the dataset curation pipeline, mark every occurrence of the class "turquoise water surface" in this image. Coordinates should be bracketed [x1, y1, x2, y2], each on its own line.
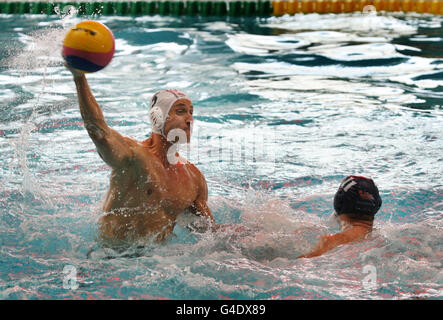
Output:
[0, 11, 442, 299]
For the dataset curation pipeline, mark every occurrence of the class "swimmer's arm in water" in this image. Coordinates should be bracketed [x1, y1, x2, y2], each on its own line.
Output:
[186, 164, 249, 233]
[68, 68, 135, 168]
[187, 199, 247, 234]
[298, 234, 348, 258]
[187, 198, 217, 233]
[187, 167, 217, 232]
[298, 227, 366, 258]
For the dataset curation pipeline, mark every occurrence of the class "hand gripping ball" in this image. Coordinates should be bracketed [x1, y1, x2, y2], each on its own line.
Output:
[62, 21, 115, 73]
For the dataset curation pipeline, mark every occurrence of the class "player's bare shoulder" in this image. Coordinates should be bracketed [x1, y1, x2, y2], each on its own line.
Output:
[186, 161, 203, 179]
[107, 136, 155, 175]
[128, 138, 156, 161]
[119, 135, 145, 163]
[186, 162, 208, 196]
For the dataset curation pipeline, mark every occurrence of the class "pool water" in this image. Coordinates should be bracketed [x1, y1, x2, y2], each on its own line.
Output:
[0, 11, 442, 299]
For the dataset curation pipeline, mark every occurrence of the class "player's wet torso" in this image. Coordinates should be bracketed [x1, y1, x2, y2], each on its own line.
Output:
[98, 142, 199, 243]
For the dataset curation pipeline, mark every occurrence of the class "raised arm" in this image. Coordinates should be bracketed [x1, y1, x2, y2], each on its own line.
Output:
[70, 70, 135, 168]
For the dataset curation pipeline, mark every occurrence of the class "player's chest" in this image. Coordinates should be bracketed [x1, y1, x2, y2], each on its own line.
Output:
[151, 165, 199, 212]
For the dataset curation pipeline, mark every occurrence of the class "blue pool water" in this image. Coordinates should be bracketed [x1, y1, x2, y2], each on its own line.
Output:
[0, 10, 442, 299]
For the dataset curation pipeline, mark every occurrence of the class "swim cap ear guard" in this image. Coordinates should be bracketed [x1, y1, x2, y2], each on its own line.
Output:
[149, 94, 164, 135]
[333, 175, 382, 221]
[149, 105, 164, 134]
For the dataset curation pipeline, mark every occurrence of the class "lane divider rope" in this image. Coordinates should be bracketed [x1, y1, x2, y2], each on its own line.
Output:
[0, 0, 441, 16]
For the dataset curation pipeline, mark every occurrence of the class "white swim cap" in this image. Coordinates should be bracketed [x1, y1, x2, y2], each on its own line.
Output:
[149, 89, 191, 137]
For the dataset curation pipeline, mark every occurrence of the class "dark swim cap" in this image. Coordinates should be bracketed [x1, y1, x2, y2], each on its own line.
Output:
[333, 176, 382, 221]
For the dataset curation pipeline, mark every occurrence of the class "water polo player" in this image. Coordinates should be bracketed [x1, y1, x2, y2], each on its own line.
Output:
[298, 176, 382, 258]
[66, 66, 223, 244]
